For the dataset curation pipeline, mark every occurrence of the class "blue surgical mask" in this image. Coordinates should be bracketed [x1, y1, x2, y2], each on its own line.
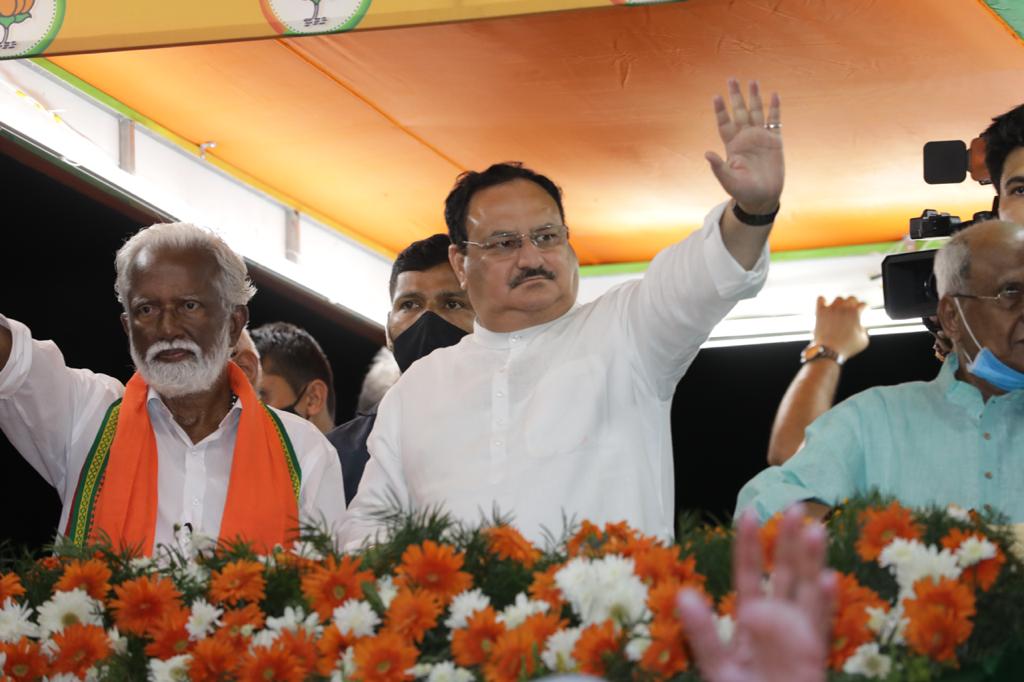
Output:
[953, 298, 1024, 392]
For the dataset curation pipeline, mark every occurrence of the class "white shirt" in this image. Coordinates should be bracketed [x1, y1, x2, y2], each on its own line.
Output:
[0, 315, 347, 548]
[342, 202, 768, 546]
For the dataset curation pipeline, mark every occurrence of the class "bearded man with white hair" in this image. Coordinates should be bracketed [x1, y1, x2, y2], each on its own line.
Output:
[736, 219, 1024, 523]
[0, 223, 345, 555]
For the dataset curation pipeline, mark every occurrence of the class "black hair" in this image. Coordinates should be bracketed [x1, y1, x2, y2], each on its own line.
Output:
[389, 234, 453, 300]
[250, 322, 336, 421]
[443, 162, 565, 248]
[982, 102, 1024, 192]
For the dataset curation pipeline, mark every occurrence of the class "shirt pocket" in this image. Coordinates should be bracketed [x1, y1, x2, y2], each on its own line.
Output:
[523, 355, 606, 458]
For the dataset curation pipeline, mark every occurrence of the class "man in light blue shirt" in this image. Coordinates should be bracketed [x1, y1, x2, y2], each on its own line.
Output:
[737, 219, 1024, 522]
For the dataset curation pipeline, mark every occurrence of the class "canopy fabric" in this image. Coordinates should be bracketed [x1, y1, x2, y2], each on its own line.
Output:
[27, 0, 1024, 264]
[0, 0, 634, 59]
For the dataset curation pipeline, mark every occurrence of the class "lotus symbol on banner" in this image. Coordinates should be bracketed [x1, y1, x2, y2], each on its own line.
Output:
[0, 0, 33, 47]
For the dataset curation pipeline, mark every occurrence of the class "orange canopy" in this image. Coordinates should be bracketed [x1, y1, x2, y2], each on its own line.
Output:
[39, 0, 1024, 264]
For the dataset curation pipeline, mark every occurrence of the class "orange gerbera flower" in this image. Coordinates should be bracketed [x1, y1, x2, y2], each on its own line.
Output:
[717, 592, 736, 618]
[758, 514, 783, 571]
[1, 637, 50, 681]
[109, 575, 183, 636]
[301, 555, 376, 621]
[648, 579, 710, 623]
[599, 521, 638, 555]
[48, 623, 111, 678]
[316, 624, 350, 676]
[567, 521, 604, 557]
[384, 588, 442, 643]
[0, 572, 25, 603]
[856, 501, 923, 561]
[37, 555, 62, 571]
[941, 529, 1006, 591]
[145, 607, 192, 660]
[483, 627, 540, 682]
[574, 620, 622, 677]
[640, 619, 689, 678]
[829, 573, 887, 670]
[528, 564, 564, 610]
[904, 577, 976, 664]
[55, 558, 113, 601]
[189, 634, 239, 682]
[395, 541, 472, 604]
[209, 560, 266, 606]
[238, 644, 306, 682]
[216, 603, 266, 654]
[278, 628, 319, 674]
[485, 526, 541, 568]
[517, 612, 565, 645]
[351, 631, 418, 682]
[452, 606, 506, 667]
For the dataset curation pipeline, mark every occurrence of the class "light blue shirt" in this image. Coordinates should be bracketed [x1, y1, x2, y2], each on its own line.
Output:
[736, 354, 1024, 522]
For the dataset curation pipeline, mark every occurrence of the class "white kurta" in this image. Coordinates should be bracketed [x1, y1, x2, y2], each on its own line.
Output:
[0, 315, 347, 548]
[342, 202, 768, 546]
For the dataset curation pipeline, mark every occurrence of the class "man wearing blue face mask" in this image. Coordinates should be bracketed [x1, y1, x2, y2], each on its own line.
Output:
[736, 219, 1024, 522]
[327, 234, 475, 503]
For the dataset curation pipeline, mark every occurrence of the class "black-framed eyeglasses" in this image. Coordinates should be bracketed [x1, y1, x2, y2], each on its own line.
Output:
[462, 224, 568, 257]
[952, 286, 1024, 311]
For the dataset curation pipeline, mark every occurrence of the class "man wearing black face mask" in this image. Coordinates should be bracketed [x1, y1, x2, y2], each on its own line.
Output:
[327, 234, 474, 503]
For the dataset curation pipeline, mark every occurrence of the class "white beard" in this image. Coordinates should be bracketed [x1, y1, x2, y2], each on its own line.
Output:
[130, 326, 232, 398]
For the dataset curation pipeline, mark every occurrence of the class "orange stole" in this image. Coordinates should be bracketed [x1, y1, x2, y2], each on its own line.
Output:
[84, 362, 300, 555]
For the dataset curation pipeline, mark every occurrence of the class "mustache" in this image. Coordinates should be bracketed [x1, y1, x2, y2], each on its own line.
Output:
[145, 339, 203, 363]
[510, 267, 556, 289]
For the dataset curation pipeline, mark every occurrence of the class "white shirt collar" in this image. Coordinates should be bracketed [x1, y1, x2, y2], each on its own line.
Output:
[471, 303, 582, 350]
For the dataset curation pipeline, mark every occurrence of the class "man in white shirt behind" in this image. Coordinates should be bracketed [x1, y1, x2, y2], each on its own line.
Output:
[342, 79, 784, 545]
[0, 222, 345, 555]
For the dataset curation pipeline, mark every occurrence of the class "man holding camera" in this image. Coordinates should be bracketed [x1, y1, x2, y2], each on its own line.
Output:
[736, 104, 1024, 522]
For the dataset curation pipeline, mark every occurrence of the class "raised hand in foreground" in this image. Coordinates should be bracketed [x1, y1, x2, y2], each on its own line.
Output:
[677, 506, 836, 682]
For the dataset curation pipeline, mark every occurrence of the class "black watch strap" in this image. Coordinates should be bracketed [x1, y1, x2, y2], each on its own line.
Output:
[732, 201, 780, 226]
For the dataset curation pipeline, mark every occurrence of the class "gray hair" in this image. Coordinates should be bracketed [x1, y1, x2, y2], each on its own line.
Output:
[356, 347, 401, 413]
[114, 222, 256, 311]
[933, 231, 972, 298]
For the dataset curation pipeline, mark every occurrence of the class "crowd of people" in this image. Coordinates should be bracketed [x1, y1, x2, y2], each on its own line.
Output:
[3, 80, 1024, 680]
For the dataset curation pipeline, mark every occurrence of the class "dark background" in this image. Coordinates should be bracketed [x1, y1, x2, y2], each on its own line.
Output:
[0, 144, 940, 550]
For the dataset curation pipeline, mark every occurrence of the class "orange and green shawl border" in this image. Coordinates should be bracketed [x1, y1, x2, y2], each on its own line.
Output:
[64, 399, 301, 547]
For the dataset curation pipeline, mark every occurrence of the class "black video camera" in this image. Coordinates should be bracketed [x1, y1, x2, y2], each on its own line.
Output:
[881, 139, 995, 320]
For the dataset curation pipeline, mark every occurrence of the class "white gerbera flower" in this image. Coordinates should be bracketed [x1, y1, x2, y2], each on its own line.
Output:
[426, 661, 474, 682]
[250, 628, 279, 649]
[542, 627, 582, 671]
[290, 541, 325, 561]
[407, 663, 434, 679]
[625, 636, 651, 662]
[108, 627, 128, 655]
[42, 674, 82, 682]
[0, 598, 39, 642]
[376, 575, 398, 609]
[186, 599, 223, 640]
[842, 642, 893, 679]
[148, 653, 191, 681]
[266, 605, 322, 636]
[496, 592, 549, 628]
[444, 588, 491, 631]
[879, 540, 960, 598]
[333, 600, 381, 638]
[956, 536, 997, 568]
[555, 555, 648, 626]
[130, 556, 155, 573]
[946, 504, 972, 523]
[37, 588, 103, 636]
[713, 614, 735, 644]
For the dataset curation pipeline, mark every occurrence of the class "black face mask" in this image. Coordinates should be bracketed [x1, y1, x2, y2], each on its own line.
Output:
[392, 311, 469, 373]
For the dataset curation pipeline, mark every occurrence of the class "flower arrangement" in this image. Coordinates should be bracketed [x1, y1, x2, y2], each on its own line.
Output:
[0, 495, 1022, 681]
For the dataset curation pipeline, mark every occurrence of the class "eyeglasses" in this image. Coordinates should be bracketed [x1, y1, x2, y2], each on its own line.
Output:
[952, 286, 1024, 311]
[462, 224, 568, 257]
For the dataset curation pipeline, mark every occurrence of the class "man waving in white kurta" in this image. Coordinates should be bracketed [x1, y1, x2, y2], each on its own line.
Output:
[342, 79, 784, 546]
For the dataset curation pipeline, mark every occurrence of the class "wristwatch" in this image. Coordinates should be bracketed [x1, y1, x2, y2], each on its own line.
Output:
[800, 343, 844, 366]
